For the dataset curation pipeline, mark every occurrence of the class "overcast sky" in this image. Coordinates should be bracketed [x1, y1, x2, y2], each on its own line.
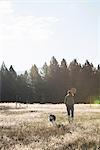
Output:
[0, 0, 100, 71]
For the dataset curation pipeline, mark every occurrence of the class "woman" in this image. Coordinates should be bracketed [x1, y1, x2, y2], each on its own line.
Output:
[64, 90, 75, 123]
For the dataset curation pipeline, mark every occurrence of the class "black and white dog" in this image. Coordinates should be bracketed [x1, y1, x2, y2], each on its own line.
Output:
[48, 114, 66, 131]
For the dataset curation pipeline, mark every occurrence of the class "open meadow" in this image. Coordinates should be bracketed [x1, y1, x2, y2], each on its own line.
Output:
[0, 103, 100, 150]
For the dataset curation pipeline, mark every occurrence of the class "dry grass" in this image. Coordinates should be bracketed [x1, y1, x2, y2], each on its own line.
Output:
[0, 103, 100, 150]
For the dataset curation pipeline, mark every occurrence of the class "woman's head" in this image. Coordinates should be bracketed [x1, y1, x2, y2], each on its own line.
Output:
[67, 90, 74, 96]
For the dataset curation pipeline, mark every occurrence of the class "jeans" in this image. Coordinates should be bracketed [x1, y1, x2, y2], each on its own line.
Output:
[66, 105, 74, 118]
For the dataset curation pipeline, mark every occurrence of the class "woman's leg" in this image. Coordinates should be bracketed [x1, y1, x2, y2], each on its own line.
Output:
[71, 105, 74, 118]
[67, 105, 70, 116]
[66, 105, 71, 123]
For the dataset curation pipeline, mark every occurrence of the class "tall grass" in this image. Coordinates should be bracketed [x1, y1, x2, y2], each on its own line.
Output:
[0, 103, 100, 150]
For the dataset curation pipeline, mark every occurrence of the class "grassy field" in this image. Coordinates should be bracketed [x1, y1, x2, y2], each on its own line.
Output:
[0, 103, 100, 150]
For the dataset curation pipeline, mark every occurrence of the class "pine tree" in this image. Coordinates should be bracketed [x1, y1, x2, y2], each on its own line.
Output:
[29, 64, 43, 102]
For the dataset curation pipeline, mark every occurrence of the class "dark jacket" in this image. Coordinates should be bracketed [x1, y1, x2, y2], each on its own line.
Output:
[64, 94, 74, 106]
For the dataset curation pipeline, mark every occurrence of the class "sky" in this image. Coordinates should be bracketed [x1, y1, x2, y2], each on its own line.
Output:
[0, 0, 100, 72]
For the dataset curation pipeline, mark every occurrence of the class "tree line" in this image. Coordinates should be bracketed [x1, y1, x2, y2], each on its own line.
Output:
[0, 57, 100, 104]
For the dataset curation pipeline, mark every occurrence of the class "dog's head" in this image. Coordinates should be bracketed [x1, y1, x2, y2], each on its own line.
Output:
[49, 114, 56, 122]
